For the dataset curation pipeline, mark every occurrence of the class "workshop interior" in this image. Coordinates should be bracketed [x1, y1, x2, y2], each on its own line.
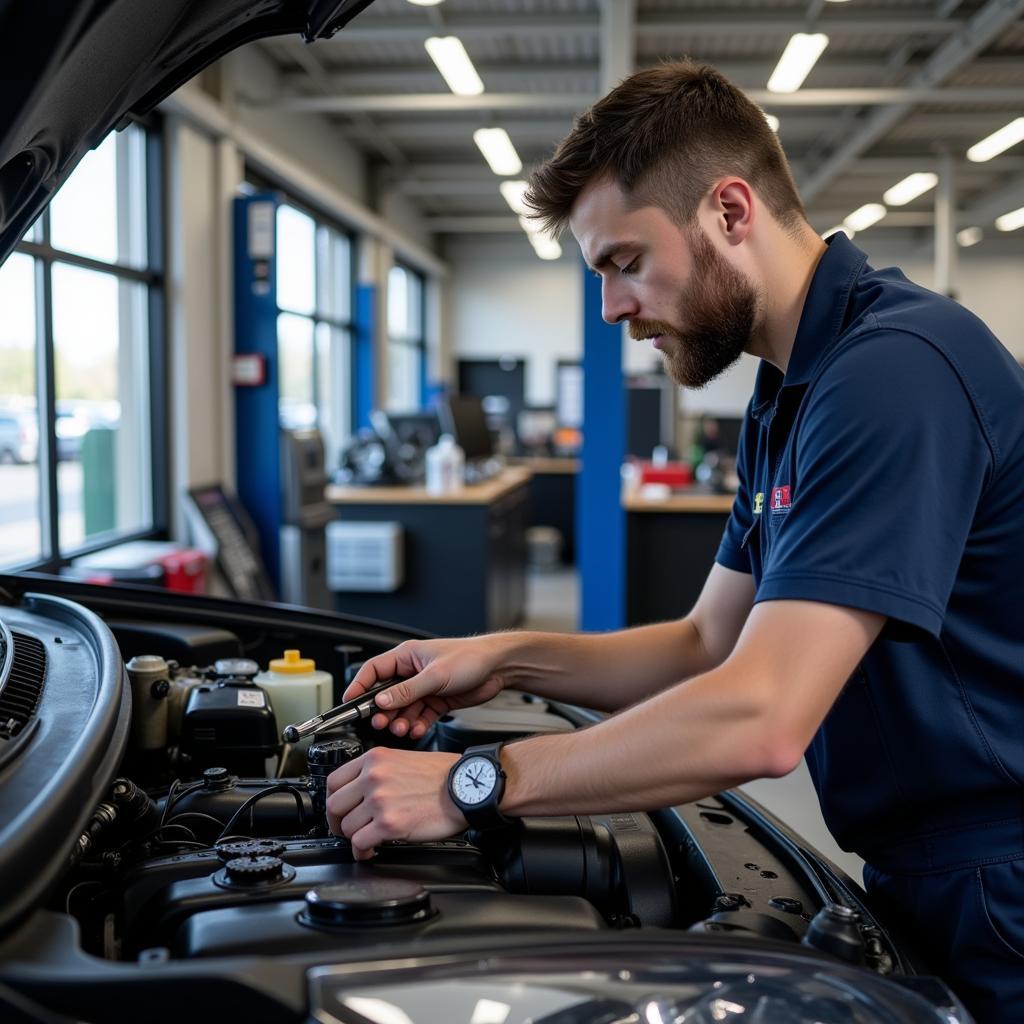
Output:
[1, 1, 1022, 1022]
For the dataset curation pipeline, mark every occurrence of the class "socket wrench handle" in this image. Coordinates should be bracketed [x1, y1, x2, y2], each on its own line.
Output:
[282, 677, 405, 744]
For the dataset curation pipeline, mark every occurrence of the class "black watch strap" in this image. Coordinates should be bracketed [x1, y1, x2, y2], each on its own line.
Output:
[449, 742, 511, 830]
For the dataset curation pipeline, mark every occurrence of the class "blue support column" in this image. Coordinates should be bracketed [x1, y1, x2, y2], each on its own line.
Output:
[578, 263, 626, 631]
[233, 194, 282, 591]
[354, 283, 377, 430]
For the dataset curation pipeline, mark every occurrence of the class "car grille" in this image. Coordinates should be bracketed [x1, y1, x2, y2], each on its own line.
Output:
[0, 630, 46, 740]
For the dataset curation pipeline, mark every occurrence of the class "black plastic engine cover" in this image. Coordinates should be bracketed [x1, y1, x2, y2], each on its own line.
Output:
[176, 890, 605, 958]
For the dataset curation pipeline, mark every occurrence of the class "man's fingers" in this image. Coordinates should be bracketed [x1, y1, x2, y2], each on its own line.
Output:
[343, 653, 398, 701]
[350, 821, 383, 860]
[339, 801, 373, 840]
[343, 642, 421, 701]
[389, 700, 427, 736]
[373, 671, 442, 710]
[326, 791, 363, 836]
[326, 755, 364, 795]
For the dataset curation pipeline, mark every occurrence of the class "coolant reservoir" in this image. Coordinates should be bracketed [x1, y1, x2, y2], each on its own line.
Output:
[253, 650, 334, 744]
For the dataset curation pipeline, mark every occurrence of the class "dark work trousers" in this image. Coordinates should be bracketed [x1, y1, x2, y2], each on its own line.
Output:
[864, 857, 1024, 1023]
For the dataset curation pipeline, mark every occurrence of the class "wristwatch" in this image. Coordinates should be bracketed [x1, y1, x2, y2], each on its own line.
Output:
[447, 742, 512, 830]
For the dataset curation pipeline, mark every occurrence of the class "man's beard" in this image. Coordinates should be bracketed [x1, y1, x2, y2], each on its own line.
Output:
[629, 229, 759, 389]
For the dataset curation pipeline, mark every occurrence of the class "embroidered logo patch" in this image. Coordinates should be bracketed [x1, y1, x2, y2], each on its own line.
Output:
[753, 492, 764, 515]
[770, 485, 792, 512]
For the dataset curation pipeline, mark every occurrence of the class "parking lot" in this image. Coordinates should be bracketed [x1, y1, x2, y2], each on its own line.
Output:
[0, 462, 84, 565]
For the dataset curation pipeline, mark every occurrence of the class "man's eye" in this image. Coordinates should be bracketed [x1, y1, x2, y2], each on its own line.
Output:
[620, 258, 638, 276]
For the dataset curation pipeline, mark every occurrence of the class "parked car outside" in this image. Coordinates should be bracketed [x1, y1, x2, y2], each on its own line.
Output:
[0, 409, 38, 464]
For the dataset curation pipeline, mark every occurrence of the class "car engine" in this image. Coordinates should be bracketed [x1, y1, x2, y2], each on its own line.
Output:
[0, 578, 969, 1024]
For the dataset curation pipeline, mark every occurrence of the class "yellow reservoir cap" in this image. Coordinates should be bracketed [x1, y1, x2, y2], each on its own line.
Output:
[268, 649, 316, 674]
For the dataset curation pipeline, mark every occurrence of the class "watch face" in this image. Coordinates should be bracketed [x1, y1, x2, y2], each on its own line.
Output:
[452, 755, 497, 806]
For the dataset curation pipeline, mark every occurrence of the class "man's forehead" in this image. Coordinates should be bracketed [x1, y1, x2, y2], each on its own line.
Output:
[570, 180, 640, 264]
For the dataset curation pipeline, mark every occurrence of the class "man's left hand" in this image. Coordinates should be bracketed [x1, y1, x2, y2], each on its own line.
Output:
[325, 747, 465, 860]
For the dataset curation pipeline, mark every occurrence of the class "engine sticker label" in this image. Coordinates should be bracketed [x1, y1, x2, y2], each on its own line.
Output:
[237, 689, 266, 708]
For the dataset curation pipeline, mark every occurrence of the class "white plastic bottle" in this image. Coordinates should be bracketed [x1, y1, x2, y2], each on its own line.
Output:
[425, 433, 465, 494]
[253, 649, 334, 749]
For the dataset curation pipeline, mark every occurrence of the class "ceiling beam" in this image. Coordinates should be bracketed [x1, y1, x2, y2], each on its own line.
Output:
[333, 12, 965, 43]
[424, 217, 521, 233]
[278, 55, 1024, 94]
[799, 0, 1024, 203]
[342, 119, 574, 142]
[424, 212, 955, 234]
[254, 86, 1024, 114]
[964, 172, 1024, 224]
[384, 155, 1024, 188]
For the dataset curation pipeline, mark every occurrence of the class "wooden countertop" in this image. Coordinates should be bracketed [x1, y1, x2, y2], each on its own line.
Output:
[326, 466, 532, 506]
[623, 490, 736, 514]
[511, 456, 580, 474]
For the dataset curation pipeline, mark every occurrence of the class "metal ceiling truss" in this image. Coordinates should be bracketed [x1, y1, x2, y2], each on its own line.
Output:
[252, 1, 1024, 238]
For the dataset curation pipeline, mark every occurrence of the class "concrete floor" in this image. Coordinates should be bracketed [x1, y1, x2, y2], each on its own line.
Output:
[522, 565, 865, 882]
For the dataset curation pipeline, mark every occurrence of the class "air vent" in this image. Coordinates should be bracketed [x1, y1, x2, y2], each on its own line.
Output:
[0, 630, 46, 740]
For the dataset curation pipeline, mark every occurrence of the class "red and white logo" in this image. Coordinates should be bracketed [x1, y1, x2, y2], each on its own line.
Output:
[770, 485, 792, 511]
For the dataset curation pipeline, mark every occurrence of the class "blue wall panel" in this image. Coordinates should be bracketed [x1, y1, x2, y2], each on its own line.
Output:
[578, 264, 626, 631]
[233, 194, 282, 591]
[354, 283, 376, 430]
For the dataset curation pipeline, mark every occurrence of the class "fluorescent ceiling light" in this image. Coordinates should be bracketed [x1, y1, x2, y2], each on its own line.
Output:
[967, 117, 1024, 163]
[518, 216, 561, 259]
[469, 1000, 511, 1024]
[528, 233, 562, 260]
[883, 172, 938, 207]
[474, 128, 522, 176]
[407, 0, 444, 5]
[499, 180, 530, 216]
[764, 113, 780, 132]
[424, 36, 483, 96]
[823, 224, 854, 240]
[843, 203, 887, 232]
[995, 206, 1024, 232]
[957, 226, 983, 247]
[767, 33, 829, 93]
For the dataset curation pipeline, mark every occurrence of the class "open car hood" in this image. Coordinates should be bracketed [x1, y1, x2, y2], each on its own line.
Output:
[0, 0, 375, 266]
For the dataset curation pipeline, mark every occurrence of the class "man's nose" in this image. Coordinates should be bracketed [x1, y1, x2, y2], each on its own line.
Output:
[602, 279, 638, 325]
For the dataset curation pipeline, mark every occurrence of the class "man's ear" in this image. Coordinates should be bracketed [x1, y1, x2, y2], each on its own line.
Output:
[710, 178, 754, 245]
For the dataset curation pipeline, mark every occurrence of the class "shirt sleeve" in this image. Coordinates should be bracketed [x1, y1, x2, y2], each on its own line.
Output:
[715, 404, 757, 574]
[756, 330, 993, 638]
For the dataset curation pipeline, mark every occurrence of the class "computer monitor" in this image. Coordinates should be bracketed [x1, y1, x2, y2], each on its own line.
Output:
[385, 411, 442, 452]
[440, 396, 495, 461]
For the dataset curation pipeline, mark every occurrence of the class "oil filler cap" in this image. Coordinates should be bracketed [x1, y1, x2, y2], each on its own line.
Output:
[301, 879, 434, 928]
[225, 855, 285, 884]
[215, 839, 286, 863]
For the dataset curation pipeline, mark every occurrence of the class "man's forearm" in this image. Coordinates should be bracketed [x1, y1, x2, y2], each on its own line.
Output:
[499, 662, 783, 816]
[495, 618, 725, 714]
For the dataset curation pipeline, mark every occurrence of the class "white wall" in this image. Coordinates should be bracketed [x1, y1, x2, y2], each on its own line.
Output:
[855, 235, 1024, 359]
[166, 120, 236, 516]
[230, 47, 368, 208]
[447, 230, 1023, 421]
[446, 235, 582, 407]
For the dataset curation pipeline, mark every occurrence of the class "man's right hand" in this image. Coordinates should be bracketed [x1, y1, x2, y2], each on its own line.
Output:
[342, 635, 514, 739]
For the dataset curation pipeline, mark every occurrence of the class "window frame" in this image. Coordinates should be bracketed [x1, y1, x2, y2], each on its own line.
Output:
[244, 167, 357, 458]
[386, 260, 427, 413]
[5, 115, 168, 572]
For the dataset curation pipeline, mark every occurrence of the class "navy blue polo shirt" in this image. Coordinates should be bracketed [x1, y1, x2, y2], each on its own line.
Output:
[717, 233, 1024, 871]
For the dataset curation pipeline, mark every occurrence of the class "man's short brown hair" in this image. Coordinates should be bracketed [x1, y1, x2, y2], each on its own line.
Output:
[525, 60, 806, 237]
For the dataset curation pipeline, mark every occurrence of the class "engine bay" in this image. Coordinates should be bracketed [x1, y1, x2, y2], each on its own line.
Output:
[0, 578, 959, 1024]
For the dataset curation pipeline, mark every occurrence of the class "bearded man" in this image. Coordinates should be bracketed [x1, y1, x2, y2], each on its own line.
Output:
[324, 61, 1024, 1022]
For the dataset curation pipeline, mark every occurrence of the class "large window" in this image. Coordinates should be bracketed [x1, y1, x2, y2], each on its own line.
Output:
[386, 263, 425, 413]
[0, 122, 165, 570]
[274, 201, 353, 468]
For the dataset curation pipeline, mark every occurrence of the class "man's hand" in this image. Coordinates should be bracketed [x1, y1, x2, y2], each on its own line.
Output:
[325, 747, 465, 860]
[343, 636, 516, 739]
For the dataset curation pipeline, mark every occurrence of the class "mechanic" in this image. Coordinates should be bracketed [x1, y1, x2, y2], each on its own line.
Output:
[325, 61, 1024, 1022]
